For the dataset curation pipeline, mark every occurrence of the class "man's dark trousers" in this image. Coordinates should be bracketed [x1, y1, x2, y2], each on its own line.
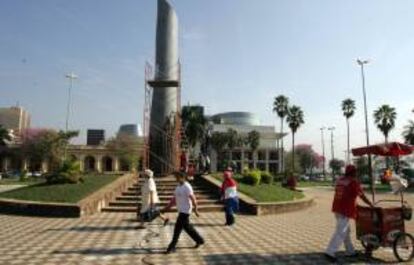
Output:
[167, 212, 204, 250]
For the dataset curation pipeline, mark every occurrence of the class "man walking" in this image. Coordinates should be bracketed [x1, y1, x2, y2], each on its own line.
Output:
[325, 165, 373, 262]
[162, 171, 204, 254]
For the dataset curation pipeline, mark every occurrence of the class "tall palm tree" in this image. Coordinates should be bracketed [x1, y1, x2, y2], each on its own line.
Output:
[181, 106, 206, 153]
[403, 120, 414, 145]
[341, 98, 356, 164]
[0, 125, 11, 146]
[374, 105, 397, 168]
[273, 95, 289, 172]
[373, 104, 397, 144]
[286, 105, 304, 172]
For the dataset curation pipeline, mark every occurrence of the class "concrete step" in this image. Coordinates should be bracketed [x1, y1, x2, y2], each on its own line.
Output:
[116, 194, 218, 201]
[108, 199, 221, 207]
[102, 205, 224, 213]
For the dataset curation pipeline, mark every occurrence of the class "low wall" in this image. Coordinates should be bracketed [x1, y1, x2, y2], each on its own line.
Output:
[199, 175, 314, 216]
[0, 173, 137, 218]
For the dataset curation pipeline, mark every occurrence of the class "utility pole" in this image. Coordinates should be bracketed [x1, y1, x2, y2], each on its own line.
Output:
[357, 59, 374, 202]
[328, 126, 335, 177]
[64, 72, 78, 160]
[320, 127, 326, 178]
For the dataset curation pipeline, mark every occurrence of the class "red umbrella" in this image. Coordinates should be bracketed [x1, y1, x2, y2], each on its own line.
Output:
[352, 142, 414, 157]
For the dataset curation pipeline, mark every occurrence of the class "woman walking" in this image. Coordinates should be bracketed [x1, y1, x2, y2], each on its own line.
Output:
[221, 170, 239, 226]
[138, 169, 169, 228]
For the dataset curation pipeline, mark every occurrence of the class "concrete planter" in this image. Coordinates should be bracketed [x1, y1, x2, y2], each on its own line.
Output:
[199, 175, 314, 216]
[0, 173, 137, 218]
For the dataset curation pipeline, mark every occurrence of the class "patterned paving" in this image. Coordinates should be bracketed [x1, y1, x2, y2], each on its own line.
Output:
[0, 187, 413, 264]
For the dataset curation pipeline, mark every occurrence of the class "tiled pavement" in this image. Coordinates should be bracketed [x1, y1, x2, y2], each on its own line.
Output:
[0, 188, 413, 265]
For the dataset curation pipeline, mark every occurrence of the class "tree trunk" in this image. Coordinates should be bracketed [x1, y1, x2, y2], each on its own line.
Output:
[280, 118, 284, 173]
[385, 134, 389, 168]
[346, 118, 350, 164]
[291, 132, 295, 173]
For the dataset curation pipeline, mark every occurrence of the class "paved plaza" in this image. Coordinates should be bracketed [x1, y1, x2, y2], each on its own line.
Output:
[0, 187, 413, 265]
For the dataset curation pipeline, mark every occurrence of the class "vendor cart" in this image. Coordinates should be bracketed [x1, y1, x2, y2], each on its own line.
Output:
[352, 142, 414, 262]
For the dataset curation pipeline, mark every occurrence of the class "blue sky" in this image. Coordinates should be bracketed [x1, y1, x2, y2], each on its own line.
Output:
[1, 0, 414, 161]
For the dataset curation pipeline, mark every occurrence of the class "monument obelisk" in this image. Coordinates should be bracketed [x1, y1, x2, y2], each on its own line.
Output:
[149, 0, 179, 175]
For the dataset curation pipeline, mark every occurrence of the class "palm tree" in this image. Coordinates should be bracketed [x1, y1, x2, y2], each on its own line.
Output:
[181, 106, 206, 154]
[286, 105, 304, 172]
[373, 104, 397, 144]
[273, 95, 289, 172]
[0, 125, 11, 146]
[374, 105, 397, 168]
[403, 120, 414, 145]
[341, 98, 356, 164]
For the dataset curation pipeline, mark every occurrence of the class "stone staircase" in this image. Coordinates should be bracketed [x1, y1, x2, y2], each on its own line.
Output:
[102, 176, 223, 213]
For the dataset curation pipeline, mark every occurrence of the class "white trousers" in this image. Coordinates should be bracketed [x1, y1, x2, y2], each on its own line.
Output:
[326, 213, 355, 256]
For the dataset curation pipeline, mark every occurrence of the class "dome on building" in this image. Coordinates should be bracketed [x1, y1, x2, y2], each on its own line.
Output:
[210, 112, 260, 126]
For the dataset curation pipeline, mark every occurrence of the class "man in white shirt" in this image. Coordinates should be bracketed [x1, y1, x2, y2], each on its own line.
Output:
[162, 171, 204, 254]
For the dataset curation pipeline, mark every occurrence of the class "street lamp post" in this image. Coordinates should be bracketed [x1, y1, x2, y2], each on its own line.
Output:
[357, 59, 374, 202]
[328, 126, 335, 177]
[65, 72, 78, 132]
[320, 127, 326, 178]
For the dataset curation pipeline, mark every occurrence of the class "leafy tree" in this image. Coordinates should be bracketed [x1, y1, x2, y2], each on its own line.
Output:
[373, 104, 397, 144]
[247, 130, 260, 153]
[294, 144, 321, 174]
[226, 128, 238, 158]
[0, 125, 11, 146]
[273, 95, 289, 172]
[21, 129, 79, 171]
[210, 132, 228, 155]
[403, 120, 414, 145]
[329, 158, 345, 175]
[106, 134, 142, 172]
[286, 105, 304, 173]
[355, 156, 369, 179]
[342, 98, 356, 163]
[181, 105, 206, 152]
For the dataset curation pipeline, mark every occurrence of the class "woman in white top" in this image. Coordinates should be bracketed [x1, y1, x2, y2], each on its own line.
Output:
[138, 169, 169, 228]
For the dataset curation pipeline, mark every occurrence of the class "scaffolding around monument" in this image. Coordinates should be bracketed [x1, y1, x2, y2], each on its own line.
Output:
[142, 61, 182, 175]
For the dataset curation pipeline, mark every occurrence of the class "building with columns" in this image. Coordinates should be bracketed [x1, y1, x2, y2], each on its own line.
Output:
[0, 144, 143, 174]
[209, 112, 286, 174]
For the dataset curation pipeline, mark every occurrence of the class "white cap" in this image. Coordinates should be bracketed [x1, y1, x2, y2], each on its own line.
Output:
[144, 169, 154, 178]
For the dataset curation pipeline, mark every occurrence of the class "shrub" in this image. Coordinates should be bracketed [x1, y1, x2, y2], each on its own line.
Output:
[19, 170, 29, 181]
[273, 173, 285, 182]
[260, 171, 273, 184]
[45, 160, 83, 184]
[242, 170, 261, 186]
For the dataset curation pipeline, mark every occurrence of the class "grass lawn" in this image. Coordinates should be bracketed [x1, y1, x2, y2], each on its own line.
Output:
[0, 178, 44, 185]
[0, 174, 119, 203]
[297, 181, 333, 188]
[211, 173, 304, 202]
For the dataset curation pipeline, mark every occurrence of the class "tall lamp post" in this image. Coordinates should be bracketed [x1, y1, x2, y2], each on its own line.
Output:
[328, 126, 335, 177]
[356, 59, 374, 202]
[320, 127, 326, 178]
[65, 72, 78, 132]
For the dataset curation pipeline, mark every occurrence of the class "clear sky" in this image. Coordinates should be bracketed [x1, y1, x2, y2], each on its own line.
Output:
[1, 0, 413, 161]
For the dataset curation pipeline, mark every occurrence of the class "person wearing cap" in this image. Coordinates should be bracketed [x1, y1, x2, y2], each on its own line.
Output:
[221, 170, 239, 226]
[325, 165, 373, 262]
[138, 169, 169, 229]
[162, 171, 204, 254]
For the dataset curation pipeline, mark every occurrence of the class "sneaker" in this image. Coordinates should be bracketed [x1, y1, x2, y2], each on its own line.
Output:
[324, 253, 337, 263]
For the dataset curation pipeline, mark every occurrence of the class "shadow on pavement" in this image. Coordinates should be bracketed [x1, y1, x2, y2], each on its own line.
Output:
[45, 225, 137, 232]
[203, 252, 393, 265]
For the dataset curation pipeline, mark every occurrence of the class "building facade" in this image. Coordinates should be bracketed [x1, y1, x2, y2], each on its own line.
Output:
[0, 106, 31, 136]
[209, 112, 286, 174]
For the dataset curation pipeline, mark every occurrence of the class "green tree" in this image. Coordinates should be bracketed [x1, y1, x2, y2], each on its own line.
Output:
[286, 105, 304, 173]
[21, 129, 79, 171]
[342, 98, 356, 163]
[329, 159, 345, 175]
[210, 132, 228, 155]
[273, 95, 289, 172]
[373, 104, 397, 144]
[247, 130, 260, 153]
[226, 128, 238, 162]
[181, 105, 206, 152]
[403, 120, 414, 145]
[106, 134, 142, 172]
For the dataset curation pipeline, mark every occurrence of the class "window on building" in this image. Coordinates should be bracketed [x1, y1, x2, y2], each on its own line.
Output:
[258, 150, 266, 161]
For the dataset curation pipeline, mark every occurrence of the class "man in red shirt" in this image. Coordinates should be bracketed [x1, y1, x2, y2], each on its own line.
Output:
[325, 165, 373, 262]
